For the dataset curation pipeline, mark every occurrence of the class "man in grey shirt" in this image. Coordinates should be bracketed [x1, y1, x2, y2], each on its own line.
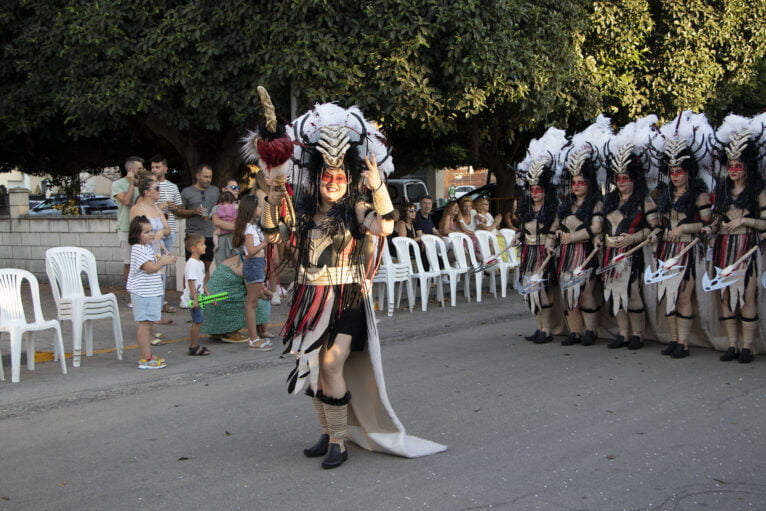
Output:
[177, 164, 219, 278]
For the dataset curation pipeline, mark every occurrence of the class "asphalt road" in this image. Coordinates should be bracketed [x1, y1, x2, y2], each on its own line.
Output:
[3, 310, 766, 511]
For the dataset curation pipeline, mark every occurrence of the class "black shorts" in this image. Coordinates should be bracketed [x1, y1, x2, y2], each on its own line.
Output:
[186, 237, 215, 262]
[330, 302, 367, 352]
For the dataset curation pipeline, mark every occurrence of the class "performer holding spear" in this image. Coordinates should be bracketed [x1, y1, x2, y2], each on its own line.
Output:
[702, 114, 766, 363]
[647, 111, 713, 359]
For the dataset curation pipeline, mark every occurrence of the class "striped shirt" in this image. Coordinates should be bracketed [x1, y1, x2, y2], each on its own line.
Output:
[156, 180, 183, 234]
[127, 244, 164, 297]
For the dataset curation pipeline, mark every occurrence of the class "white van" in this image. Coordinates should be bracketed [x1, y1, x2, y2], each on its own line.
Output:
[386, 179, 429, 209]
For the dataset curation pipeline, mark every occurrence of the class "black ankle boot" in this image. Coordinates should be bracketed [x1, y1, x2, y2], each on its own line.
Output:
[303, 433, 330, 458]
[720, 347, 739, 361]
[561, 333, 581, 346]
[534, 333, 553, 344]
[661, 341, 678, 356]
[321, 443, 348, 469]
[738, 348, 754, 364]
[670, 343, 690, 359]
[525, 330, 542, 341]
[627, 335, 644, 350]
[607, 335, 627, 349]
[581, 330, 597, 346]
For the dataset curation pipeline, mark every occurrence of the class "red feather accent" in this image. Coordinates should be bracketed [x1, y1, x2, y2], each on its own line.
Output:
[256, 138, 293, 169]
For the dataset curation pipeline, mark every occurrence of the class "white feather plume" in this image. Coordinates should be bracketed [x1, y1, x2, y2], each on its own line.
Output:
[287, 103, 394, 190]
[517, 127, 567, 185]
[566, 114, 613, 182]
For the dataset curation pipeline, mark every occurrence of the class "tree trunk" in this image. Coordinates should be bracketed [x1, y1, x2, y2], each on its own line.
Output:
[143, 115, 201, 181]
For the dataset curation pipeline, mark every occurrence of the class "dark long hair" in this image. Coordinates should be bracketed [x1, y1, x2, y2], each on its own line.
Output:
[713, 142, 764, 217]
[232, 195, 259, 248]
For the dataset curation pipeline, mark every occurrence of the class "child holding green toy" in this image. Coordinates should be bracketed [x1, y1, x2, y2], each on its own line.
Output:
[182, 233, 212, 356]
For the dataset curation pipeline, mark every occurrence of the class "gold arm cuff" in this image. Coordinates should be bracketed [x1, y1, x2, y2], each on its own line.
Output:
[569, 229, 590, 243]
[744, 218, 766, 231]
[372, 187, 394, 216]
[261, 200, 280, 230]
[680, 222, 703, 234]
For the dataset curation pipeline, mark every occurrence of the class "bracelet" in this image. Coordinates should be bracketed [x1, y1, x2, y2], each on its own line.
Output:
[373, 181, 384, 193]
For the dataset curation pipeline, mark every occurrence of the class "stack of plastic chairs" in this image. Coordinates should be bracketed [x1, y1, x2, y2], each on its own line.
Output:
[372, 241, 413, 316]
[474, 230, 515, 298]
[421, 234, 468, 306]
[392, 236, 444, 311]
[45, 247, 123, 367]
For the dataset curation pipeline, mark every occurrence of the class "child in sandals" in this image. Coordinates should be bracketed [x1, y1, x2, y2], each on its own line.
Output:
[232, 195, 272, 351]
[183, 233, 212, 356]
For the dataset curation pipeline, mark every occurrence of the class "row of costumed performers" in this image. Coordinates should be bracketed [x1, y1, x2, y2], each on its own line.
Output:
[513, 110, 766, 364]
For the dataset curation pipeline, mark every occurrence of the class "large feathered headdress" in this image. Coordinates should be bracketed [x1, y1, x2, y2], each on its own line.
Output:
[605, 114, 659, 188]
[563, 114, 612, 181]
[653, 110, 713, 185]
[713, 113, 766, 176]
[286, 103, 393, 193]
[517, 127, 567, 188]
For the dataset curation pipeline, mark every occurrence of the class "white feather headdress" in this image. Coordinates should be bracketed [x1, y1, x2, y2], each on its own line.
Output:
[517, 127, 567, 186]
[287, 103, 393, 191]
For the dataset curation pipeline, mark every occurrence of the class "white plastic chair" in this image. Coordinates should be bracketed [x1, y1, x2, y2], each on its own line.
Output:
[373, 241, 414, 316]
[392, 237, 444, 311]
[0, 269, 67, 383]
[498, 228, 520, 289]
[421, 234, 467, 307]
[449, 232, 485, 302]
[475, 230, 515, 298]
[45, 247, 124, 368]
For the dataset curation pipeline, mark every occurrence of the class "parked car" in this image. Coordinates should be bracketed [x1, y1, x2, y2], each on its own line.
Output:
[387, 178, 429, 210]
[28, 194, 118, 216]
[454, 185, 476, 197]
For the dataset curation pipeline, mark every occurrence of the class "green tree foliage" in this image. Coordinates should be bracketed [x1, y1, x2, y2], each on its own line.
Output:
[584, 0, 766, 125]
[0, 0, 764, 197]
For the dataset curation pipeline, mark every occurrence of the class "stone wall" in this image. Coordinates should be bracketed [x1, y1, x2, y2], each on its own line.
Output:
[0, 188, 183, 289]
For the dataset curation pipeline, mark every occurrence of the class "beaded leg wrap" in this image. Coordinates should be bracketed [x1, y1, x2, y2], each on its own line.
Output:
[667, 313, 679, 343]
[628, 309, 645, 337]
[319, 391, 351, 469]
[722, 317, 739, 348]
[741, 316, 758, 349]
[676, 313, 693, 347]
[303, 388, 330, 458]
[311, 395, 328, 433]
[566, 308, 584, 336]
[320, 391, 351, 442]
[540, 305, 553, 335]
[616, 310, 630, 338]
[582, 307, 599, 336]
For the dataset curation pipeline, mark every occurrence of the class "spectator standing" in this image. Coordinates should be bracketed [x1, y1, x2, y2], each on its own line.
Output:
[150, 155, 183, 255]
[177, 164, 219, 278]
[181, 234, 212, 356]
[112, 156, 143, 285]
[127, 216, 177, 369]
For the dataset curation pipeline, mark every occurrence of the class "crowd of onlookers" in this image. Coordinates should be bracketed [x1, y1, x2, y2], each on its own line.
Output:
[111, 155, 512, 370]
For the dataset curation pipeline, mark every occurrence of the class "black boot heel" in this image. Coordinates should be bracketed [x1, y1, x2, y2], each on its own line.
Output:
[321, 443, 348, 469]
[303, 434, 329, 458]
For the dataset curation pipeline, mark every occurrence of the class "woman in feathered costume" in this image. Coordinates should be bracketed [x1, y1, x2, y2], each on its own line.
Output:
[248, 99, 446, 468]
[515, 127, 565, 344]
[554, 116, 611, 346]
[651, 111, 713, 359]
[703, 113, 766, 364]
[601, 116, 660, 350]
